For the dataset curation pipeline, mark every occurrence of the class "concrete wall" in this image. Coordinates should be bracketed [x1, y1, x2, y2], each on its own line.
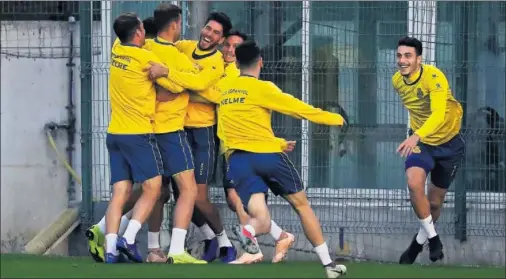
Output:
[0, 20, 85, 254]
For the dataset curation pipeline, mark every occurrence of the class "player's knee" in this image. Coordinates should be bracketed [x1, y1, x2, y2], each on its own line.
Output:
[112, 181, 133, 200]
[142, 176, 162, 199]
[429, 200, 442, 212]
[406, 167, 426, 194]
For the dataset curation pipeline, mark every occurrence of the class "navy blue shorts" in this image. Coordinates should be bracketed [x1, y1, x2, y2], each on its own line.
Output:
[156, 130, 195, 177]
[222, 154, 235, 191]
[405, 133, 465, 189]
[228, 151, 304, 206]
[106, 133, 164, 185]
[185, 126, 217, 184]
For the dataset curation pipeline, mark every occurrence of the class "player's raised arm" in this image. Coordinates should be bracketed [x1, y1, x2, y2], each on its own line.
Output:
[259, 84, 345, 126]
[413, 70, 449, 139]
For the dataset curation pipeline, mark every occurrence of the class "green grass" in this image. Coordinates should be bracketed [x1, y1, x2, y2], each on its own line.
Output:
[1, 254, 504, 278]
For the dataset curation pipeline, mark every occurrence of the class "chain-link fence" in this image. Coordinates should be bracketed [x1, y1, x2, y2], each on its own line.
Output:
[3, 0, 504, 265]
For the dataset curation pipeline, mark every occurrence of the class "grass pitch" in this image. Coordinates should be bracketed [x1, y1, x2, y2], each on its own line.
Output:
[1, 254, 504, 278]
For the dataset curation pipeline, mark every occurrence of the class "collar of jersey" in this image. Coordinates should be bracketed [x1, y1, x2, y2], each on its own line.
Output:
[192, 47, 217, 60]
[154, 37, 175, 46]
[403, 66, 424, 86]
[239, 74, 257, 79]
[120, 42, 141, 48]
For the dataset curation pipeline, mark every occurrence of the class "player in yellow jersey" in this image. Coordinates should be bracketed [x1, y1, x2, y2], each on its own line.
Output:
[218, 41, 347, 278]
[145, 3, 221, 264]
[169, 12, 238, 263]
[84, 15, 163, 264]
[212, 30, 294, 265]
[393, 37, 464, 264]
[104, 12, 179, 264]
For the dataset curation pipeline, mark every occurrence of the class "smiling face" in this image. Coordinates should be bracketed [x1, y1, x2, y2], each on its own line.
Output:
[198, 20, 225, 51]
[396, 45, 422, 77]
[222, 35, 245, 63]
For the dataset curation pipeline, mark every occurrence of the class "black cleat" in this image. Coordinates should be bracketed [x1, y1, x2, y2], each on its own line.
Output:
[428, 235, 444, 262]
[399, 234, 424, 264]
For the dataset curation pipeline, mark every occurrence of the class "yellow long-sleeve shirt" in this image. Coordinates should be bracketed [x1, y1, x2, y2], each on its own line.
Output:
[176, 40, 225, 127]
[217, 75, 344, 153]
[392, 64, 463, 145]
[107, 41, 174, 134]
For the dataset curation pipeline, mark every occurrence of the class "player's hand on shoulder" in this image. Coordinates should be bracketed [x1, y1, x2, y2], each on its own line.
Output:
[144, 62, 169, 80]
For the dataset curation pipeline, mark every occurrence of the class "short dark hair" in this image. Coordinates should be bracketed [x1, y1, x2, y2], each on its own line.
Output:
[153, 3, 182, 32]
[227, 29, 248, 41]
[235, 40, 261, 69]
[398, 36, 423, 56]
[143, 17, 157, 39]
[113, 12, 142, 43]
[205, 12, 232, 37]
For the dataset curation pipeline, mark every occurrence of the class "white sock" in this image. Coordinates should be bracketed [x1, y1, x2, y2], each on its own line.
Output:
[419, 215, 437, 238]
[216, 230, 233, 247]
[415, 226, 428, 244]
[199, 224, 216, 240]
[168, 228, 187, 255]
[148, 231, 160, 249]
[269, 220, 283, 241]
[244, 224, 256, 237]
[105, 233, 119, 256]
[122, 219, 142, 245]
[314, 242, 333, 266]
[118, 215, 130, 236]
[97, 216, 106, 234]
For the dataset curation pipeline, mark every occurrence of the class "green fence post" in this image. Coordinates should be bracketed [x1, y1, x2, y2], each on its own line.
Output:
[79, 1, 93, 225]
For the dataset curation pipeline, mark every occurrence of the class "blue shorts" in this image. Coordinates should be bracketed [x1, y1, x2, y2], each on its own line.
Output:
[222, 154, 235, 191]
[185, 126, 217, 184]
[156, 131, 195, 177]
[405, 133, 465, 189]
[106, 133, 164, 185]
[228, 151, 304, 206]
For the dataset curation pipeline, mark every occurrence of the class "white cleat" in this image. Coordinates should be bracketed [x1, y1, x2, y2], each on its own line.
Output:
[229, 251, 264, 264]
[272, 232, 295, 263]
[325, 264, 347, 278]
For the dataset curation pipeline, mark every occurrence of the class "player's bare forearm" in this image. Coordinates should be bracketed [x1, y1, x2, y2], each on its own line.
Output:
[155, 85, 178, 102]
[188, 91, 215, 104]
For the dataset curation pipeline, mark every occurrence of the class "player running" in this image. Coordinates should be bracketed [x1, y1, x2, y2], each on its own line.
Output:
[218, 30, 295, 264]
[169, 12, 237, 263]
[217, 40, 347, 278]
[393, 37, 464, 264]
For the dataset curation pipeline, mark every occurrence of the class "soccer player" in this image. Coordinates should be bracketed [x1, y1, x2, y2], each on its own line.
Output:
[219, 30, 295, 264]
[85, 16, 170, 264]
[393, 37, 464, 264]
[104, 12, 178, 264]
[217, 40, 347, 278]
[143, 3, 223, 264]
[171, 12, 237, 263]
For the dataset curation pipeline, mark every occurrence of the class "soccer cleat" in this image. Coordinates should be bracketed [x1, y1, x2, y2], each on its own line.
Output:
[116, 237, 143, 263]
[428, 235, 444, 262]
[168, 251, 208, 264]
[272, 232, 295, 263]
[146, 248, 168, 263]
[219, 246, 238, 263]
[85, 225, 105, 263]
[325, 262, 347, 278]
[104, 252, 128, 264]
[399, 234, 424, 264]
[201, 238, 219, 262]
[229, 251, 264, 264]
[232, 225, 260, 254]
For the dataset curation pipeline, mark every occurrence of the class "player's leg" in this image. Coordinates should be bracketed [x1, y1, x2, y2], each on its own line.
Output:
[189, 127, 236, 262]
[399, 143, 437, 264]
[103, 134, 136, 263]
[157, 131, 206, 264]
[116, 134, 164, 263]
[146, 179, 171, 263]
[86, 183, 136, 263]
[267, 153, 345, 278]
